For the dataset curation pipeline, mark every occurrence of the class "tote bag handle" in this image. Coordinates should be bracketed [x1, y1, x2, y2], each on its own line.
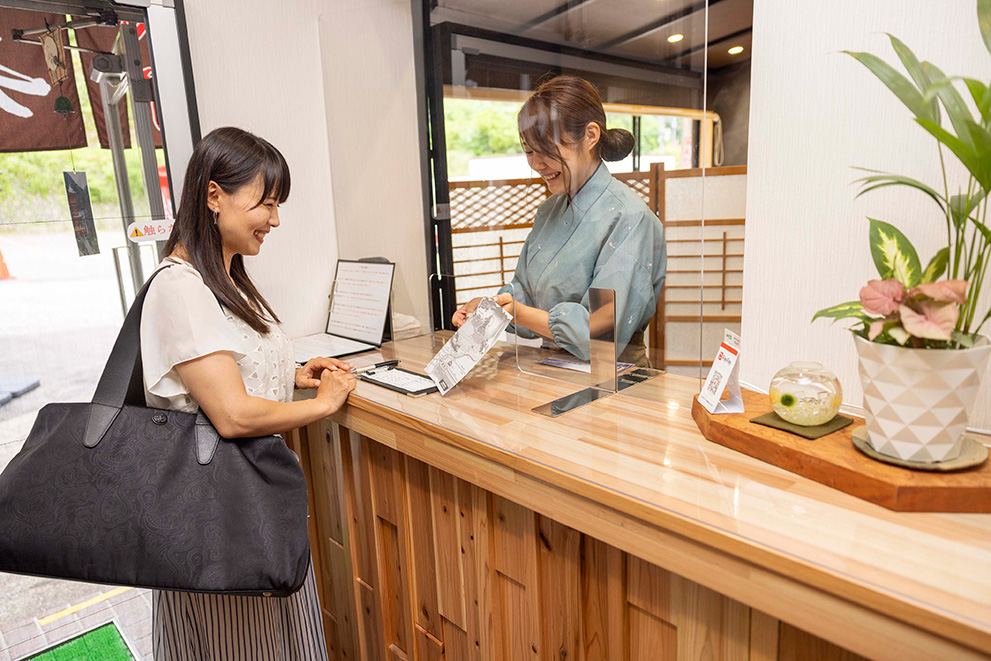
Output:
[84, 265, 173, 447]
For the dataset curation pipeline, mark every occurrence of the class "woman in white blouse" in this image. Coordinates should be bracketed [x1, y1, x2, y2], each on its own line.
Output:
[140, 127, 353, 660]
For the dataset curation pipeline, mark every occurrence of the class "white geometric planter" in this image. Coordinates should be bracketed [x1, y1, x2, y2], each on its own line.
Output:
[854, 334, 991, 462]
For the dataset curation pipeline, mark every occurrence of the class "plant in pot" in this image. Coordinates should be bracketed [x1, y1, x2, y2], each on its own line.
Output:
[813, 0, 991, 463]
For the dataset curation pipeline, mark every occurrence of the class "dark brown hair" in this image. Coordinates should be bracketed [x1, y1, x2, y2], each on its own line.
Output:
[163, 127, 290, 334]
[518, 76, 635, 194]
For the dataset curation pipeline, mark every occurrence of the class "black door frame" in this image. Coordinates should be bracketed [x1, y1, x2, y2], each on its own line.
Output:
[409, 5, 703, 330]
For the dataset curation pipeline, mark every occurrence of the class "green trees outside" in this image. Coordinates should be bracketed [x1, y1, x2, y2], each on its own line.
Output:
[442, 98, 686, 178]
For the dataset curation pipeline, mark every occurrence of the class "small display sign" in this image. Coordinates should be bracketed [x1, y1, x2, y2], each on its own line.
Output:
[126, 219, 173, 243]
[698, 328, 744, 414]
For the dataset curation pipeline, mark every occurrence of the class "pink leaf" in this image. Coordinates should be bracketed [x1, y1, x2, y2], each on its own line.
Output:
[899, 301, 959, 341]
[860, 279, 905, 316]
[909, 279, 968, 304]
[868, 319, 888, 340]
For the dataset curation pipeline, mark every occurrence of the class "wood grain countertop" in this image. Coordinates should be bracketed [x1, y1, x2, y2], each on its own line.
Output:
[296, 332, 991, 655]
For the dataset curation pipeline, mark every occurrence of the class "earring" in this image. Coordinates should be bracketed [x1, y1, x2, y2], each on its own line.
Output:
[211, 209, 218, 225]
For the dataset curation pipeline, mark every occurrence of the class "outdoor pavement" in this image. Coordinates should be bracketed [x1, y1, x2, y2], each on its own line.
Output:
[0, 229, 155, 659]
[0, 587, 153, 660]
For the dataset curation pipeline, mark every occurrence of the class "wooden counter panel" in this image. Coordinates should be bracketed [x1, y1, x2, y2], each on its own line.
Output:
[300, 421, 880, 661]
[295, 335, 990, 653]
[317, 392, 990, 657]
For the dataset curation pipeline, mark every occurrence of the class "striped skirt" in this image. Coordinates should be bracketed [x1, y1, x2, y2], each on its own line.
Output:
[152, 562, 327, 660]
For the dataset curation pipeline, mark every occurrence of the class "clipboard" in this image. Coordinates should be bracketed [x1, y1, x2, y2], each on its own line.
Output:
[359, 367, 439, 397]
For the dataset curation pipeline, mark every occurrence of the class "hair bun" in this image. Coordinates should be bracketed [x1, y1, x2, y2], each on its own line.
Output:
[599, 128, 635, 161]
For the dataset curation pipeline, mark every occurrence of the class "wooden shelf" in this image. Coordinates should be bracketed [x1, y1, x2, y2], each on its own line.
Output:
[692, 390, 991, 513]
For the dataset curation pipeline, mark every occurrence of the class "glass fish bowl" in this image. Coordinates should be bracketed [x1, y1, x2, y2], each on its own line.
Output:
[769, 362, 842, 426]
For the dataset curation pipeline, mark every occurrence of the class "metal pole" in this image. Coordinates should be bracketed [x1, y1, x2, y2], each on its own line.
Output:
[121, 23, 168, 258]
[100, 74, 145, 292]
[112, 246, 128, 316]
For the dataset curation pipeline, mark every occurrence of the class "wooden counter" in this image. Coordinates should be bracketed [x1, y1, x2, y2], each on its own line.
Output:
[288, 333, 991, 661]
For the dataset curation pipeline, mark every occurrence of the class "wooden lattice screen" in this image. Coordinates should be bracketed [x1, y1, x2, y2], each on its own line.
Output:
[449, 178, 550, 233]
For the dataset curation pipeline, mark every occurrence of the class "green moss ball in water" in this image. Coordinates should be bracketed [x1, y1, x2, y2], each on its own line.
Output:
[768, 362, 843, 426]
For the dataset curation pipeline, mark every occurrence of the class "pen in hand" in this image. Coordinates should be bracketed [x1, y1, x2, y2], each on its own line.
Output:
[351, 360, 399, 375]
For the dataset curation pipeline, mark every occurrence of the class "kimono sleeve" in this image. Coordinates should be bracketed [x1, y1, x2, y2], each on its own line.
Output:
[548, 212, 662, 360]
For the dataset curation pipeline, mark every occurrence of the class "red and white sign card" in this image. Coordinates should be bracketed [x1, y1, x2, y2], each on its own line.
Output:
[698, 328, 744, 414]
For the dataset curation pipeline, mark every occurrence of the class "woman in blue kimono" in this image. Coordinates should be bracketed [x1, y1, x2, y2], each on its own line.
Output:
[452, 75, 667, 366]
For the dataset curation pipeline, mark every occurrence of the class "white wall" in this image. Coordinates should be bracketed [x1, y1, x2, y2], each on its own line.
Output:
[319, 0, 430, 331]
[183, 0, 340, 339]
[743, 0, 991, 429]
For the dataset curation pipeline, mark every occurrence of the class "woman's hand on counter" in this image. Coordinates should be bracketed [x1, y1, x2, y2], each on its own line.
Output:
[315, 368, 356, 414]
[295, 356, 353, 389]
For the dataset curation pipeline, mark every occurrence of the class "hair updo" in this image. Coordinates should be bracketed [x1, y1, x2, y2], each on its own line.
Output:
[518, 75, 635, 164]
[599, 128, 636, 162]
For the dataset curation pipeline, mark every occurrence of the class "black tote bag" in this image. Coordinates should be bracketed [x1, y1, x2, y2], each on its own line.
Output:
[0, 266, 310, 597]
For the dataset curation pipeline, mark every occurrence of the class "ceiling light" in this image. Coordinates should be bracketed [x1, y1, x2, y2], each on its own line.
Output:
[728, 46, 744, 55]
[667, 34, 684, 43]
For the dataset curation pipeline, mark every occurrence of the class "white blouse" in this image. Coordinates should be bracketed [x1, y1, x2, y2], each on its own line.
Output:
[140, 257, 295, 412]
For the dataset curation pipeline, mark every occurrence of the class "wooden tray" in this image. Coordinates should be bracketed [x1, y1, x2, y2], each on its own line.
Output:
[691, 390, 991, 513]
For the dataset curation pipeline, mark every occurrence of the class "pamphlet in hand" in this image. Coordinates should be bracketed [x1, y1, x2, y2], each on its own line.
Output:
[425, 298, 511, 395]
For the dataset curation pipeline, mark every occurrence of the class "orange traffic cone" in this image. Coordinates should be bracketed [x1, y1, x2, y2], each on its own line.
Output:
[0, 249, 11, 280]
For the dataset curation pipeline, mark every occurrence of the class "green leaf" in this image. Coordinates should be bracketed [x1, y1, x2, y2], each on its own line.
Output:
[844, 51, 931, 119]
[964, 119, 991, 165]
[887, 34, 939, 123]
[971, 213, 991, 243]
[963, 78, 991, 123]
[869, 218, 923, 286]
[952, 330, 976, 348]
[916, 117, 991, 191]
[812, 301, 870, 323]
[853, 171, 945, 210]
[980, 0, 991, 57]
[950, 190, 987, 230]
[922, 62, 976, 149]
[921, 247, 949, 283]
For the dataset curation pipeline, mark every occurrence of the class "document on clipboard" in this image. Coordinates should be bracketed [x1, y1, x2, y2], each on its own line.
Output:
[360, 367, 438, 397]
[292, 260, 395, 363]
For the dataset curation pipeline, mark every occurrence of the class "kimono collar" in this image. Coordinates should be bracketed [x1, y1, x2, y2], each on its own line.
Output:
[568, 161, 610, 216]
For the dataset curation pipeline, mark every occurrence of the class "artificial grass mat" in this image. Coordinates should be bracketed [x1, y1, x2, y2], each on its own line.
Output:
[26, 623, 133, 660]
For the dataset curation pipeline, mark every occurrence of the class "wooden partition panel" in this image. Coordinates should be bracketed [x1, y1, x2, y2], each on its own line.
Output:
[296, 422, 869, 661]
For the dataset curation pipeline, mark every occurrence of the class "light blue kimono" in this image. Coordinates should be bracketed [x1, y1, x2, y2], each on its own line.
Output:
[499, 162, 667, 362]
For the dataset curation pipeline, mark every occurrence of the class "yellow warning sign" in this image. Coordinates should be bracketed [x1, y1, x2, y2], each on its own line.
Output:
[130, 228, 144, 238]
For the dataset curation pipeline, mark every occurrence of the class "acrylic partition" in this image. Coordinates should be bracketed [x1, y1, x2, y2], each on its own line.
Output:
[508, 281, 614, 391]
[421, 0, 716, 390]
